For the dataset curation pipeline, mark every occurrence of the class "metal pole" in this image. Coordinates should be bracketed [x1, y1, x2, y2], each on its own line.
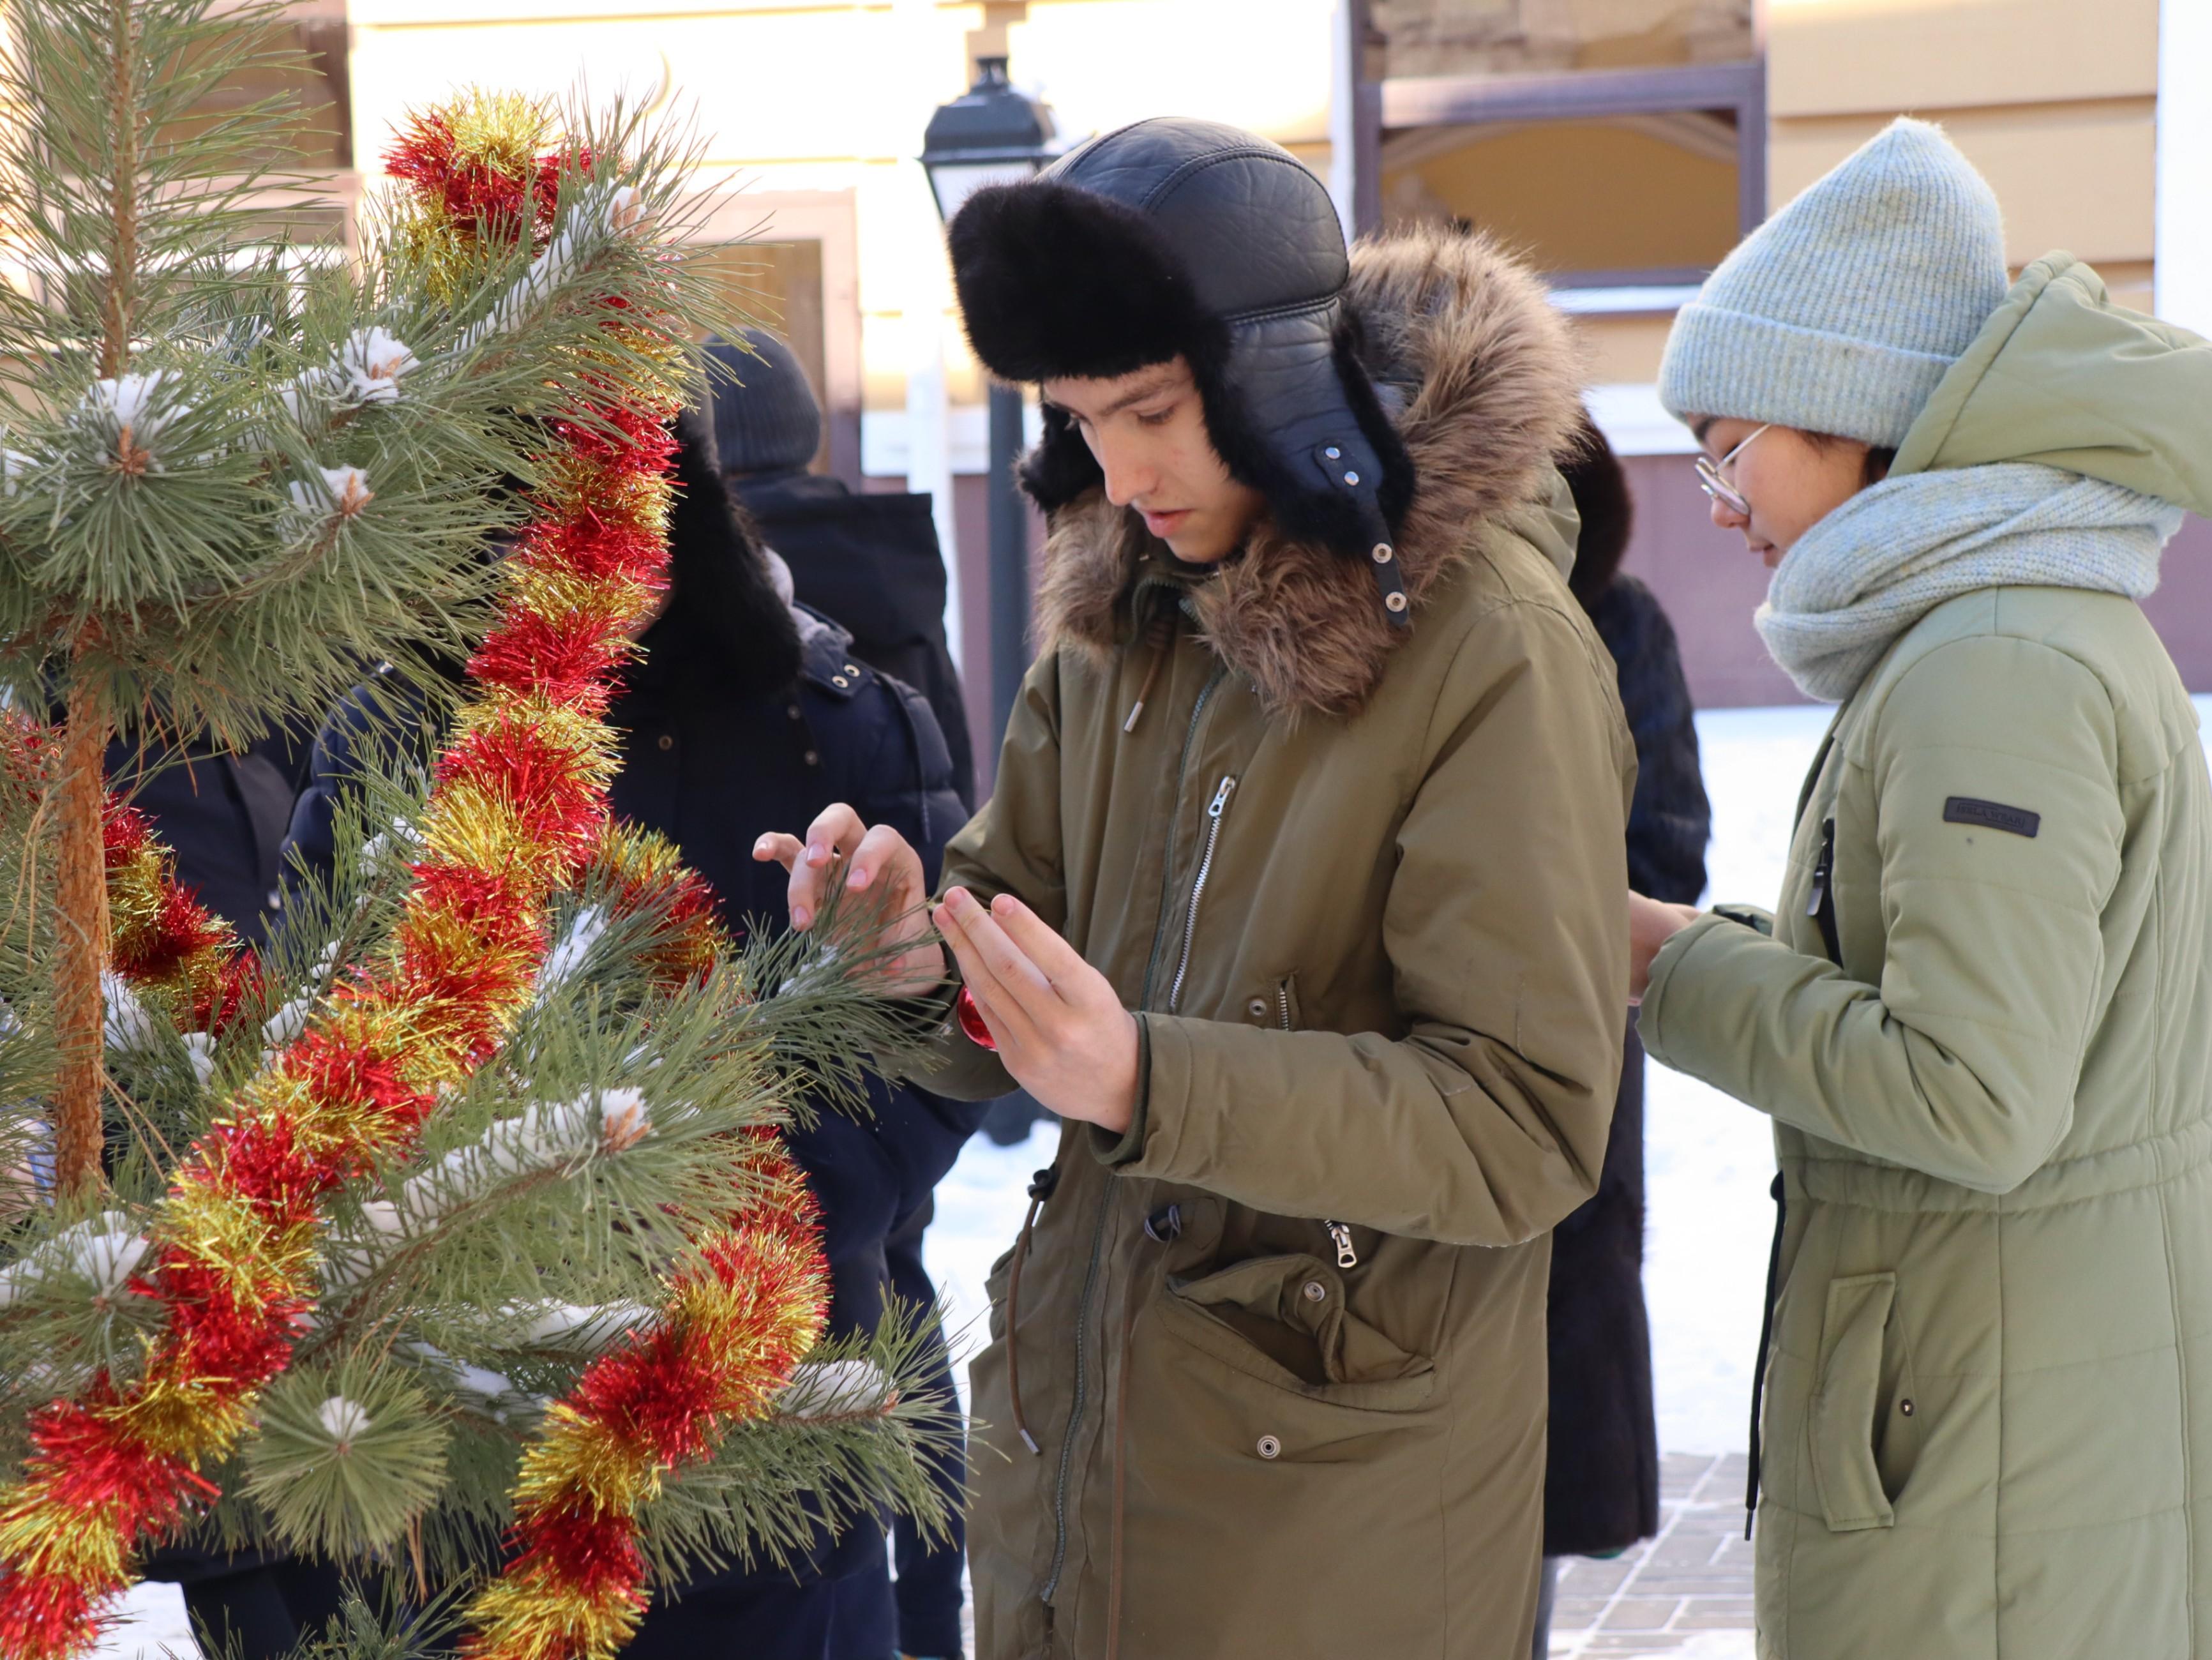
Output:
[987, 381, 1029, 743]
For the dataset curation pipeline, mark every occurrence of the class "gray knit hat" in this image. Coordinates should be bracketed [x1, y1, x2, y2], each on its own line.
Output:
[1659, 119, 2008, 448]
[703, 328, 822, 475]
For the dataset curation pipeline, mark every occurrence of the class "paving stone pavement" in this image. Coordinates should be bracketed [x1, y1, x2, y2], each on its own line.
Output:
[1546, 1452, 1757, 1657]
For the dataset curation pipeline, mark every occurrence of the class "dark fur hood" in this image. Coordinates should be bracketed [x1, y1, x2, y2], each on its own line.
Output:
[628, 407, 802, 702]
[1035, 227, 1584, 718]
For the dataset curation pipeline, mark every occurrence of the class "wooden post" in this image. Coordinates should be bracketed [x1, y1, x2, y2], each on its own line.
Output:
[51, 679, 110, 1200]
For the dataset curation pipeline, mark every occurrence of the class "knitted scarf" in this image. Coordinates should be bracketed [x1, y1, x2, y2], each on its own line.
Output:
[1756, 462, 2185, 701]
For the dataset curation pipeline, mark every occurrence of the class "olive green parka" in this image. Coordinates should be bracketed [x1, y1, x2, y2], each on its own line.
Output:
[1641, 255, 2212, 1659]
[901, 228, 1635, 1659]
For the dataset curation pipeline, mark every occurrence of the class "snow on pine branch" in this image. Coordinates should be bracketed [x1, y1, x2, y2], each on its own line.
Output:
[323, 1087, 657, 1289]
[0, 1215, 149, 1310]
[772, 1358, 895, 1422]
[453, 183, 647, 356]
[278, 327, 420, 428]
[74, 372, 189, 477]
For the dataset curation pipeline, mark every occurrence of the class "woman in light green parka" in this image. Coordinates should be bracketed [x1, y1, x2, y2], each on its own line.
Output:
[1629, 119, 2212, 1659]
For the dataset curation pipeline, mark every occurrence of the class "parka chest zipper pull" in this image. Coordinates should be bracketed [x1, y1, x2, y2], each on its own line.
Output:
[1165, 776, 1237, 1013]
[1326, 1220, 1359, 1270]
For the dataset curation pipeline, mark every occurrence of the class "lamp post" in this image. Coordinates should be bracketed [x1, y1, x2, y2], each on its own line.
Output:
[922, 57, 1056, 750]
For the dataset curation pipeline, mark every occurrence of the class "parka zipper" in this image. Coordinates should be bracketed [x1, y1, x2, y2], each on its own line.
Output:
[1166, 776, 1237, 1013]
[1042, 661, 1226, 1611]
[1274, 983, 1360, 1271]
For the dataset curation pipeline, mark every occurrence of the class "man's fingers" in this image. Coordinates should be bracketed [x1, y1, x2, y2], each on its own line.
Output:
[937, 899, 1041, 1050]
[802, 803, 867, 869]
[845, 824, 918, 896]
[752, 832, 803, 871]
[988, 893, 1088, 987]
[785, 804, 866, 929]
[939, 889, 1054, 1004]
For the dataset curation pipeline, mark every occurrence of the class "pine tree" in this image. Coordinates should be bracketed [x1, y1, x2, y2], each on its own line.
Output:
[0, 6, 952, 1657]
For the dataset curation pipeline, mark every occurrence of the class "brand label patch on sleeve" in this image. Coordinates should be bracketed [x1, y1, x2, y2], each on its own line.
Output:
[1943, 796, 2040, 838]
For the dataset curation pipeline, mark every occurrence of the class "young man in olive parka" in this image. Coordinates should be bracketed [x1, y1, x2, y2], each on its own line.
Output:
[760, 118, 1635, 1659]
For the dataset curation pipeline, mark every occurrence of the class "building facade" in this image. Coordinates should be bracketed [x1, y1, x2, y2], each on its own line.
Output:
[317, 0, 2208, 757]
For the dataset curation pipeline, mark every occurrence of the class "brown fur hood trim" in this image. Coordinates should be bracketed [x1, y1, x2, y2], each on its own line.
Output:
[1034, 226, 1586, 718]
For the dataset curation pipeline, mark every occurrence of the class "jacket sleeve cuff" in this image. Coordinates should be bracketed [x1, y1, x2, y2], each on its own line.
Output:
[1637, 911, 1740, 1071]
[1089, 1013, 1152, 1167]
[874, 969, 1019, 1103]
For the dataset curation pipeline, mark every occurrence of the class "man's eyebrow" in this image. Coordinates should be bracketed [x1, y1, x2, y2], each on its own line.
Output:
[1100, 371, 1184, 417]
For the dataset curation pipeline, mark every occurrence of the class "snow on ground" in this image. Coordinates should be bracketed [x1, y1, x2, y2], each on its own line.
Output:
[95, 1580, 195, 1659]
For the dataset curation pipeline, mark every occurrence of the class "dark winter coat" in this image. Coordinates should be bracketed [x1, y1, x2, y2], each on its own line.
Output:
[732, 468, 977, 812]
[1548, 571, 1710, 1558]
[107, 727, 307, 949]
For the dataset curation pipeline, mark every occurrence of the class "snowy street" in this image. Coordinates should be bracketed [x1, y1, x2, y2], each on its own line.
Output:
[96, 697, 2212, 1659]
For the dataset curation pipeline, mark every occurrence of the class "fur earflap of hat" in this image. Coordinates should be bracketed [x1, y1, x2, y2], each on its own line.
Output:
[948, 117, 1415, 613]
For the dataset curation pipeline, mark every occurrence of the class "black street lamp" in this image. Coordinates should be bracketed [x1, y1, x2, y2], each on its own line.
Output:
[922, 58, 1057, 751]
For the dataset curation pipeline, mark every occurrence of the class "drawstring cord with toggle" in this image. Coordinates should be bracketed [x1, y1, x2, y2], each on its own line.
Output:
[1005, 1164, 1059, 1455]
[1121, 601, 1175, 733]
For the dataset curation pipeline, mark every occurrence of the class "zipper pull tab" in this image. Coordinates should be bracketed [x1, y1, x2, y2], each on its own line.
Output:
[1326, 1220, 1358, 1270]
[1207, 776, 1236, 819]
[1806, 819, 1835, 918]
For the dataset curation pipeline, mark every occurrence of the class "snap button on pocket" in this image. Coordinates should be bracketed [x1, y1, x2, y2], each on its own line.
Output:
[1302, 1279, 1327, 1303]
[1256, 1435, 1281, 1460]
[1246, 998, 1267, 1020]
[1899, 1399, 1915, 1417]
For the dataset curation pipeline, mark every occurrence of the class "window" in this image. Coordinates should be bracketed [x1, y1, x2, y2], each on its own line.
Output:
[693, 239, 831, 472]
[1358, 1, 1763, 289]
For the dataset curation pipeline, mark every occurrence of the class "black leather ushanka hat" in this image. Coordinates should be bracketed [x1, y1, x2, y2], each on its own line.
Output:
[947, 117, 1416, 623]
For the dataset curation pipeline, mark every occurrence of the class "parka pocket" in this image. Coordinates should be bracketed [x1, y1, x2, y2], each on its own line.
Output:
[1118, 1251, 1452, 1651]
[1809, 1272, 1906, 1532]
[1159, 1253, 1434, 1407]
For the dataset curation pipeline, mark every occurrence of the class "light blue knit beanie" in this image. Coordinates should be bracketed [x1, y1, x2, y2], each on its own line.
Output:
[1659, 119, 2009, 448]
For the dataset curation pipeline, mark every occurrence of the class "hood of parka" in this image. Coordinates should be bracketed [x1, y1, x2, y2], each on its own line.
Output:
[1892, 252, 2212, 516]
[1034, 225, 1586, 719]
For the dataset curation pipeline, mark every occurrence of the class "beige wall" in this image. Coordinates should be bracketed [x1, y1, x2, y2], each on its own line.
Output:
[1767, 0, 2161, 306]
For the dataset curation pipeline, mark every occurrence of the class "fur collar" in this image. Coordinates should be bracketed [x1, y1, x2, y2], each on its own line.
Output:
[1034, 227, 1584, 718]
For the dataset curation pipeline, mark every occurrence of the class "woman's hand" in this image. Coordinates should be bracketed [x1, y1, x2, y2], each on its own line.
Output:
[933, 886, 1140, 1136]
[1629, 892, 1704, 1004]
[753, 803, 945, 997]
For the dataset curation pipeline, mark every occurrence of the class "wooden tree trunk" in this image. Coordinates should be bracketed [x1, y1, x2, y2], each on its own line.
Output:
[51, 682, 110, 1200]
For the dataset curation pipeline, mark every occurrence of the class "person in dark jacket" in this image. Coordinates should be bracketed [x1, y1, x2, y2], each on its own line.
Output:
[705, 330, 986, 1659]
[704, 329, 975, 814]
[280, 411, 979, 1660]
[1533, 417, 1712, 1657]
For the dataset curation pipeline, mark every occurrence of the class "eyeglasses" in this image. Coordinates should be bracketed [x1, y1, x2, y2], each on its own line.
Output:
[1695, 424, 1770, 517]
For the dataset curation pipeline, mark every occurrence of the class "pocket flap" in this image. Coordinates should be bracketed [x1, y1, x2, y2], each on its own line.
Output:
[1809, 1272, 1898, 1532]
[1167, 1253, 1433, 1407]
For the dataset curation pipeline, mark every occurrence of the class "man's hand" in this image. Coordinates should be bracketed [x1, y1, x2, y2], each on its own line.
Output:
[753, 804, 945, 997]
[1629, 892, 1704, 1004]
[933, 886, 1140, 1136]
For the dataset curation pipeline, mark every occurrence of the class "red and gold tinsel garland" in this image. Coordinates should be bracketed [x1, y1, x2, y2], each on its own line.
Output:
[463, 1138, 825, 1659]
[0, 715, 255, 1037]
[0, 96, 827, 1660]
